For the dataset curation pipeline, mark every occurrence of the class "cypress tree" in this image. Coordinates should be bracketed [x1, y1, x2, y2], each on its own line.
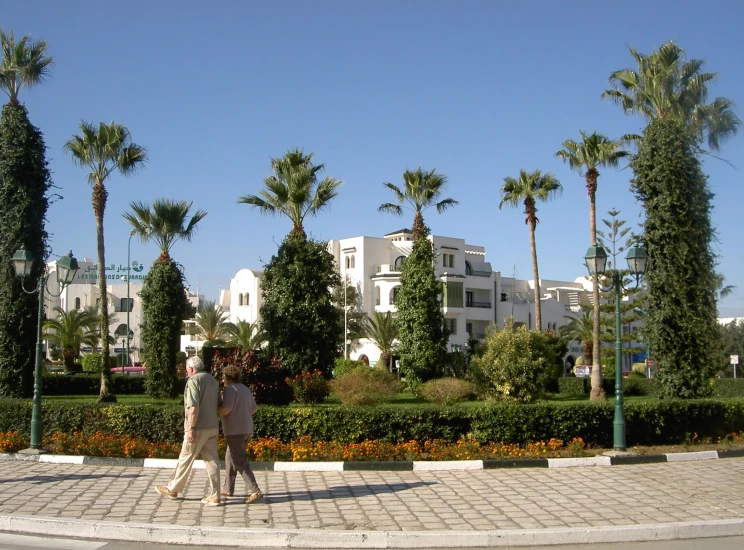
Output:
[396, 233, 447, 391]
[0, 101, 51, 397]
[630, 118, 718, 398]
[260, 234, 340, 378]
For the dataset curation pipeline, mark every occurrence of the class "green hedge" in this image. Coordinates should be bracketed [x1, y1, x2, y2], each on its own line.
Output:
[40, 374, 186, 396]
[2, 397, 743, 448]
[556, 378, 744, 398]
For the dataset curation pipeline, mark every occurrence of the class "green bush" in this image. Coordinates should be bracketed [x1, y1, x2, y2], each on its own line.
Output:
[713, 379, 744, 398]
[81, 354, 117, 373]
[331, 368, 400, 406]
[3, 397, 743, 448]
[557, 377, 587, 395]
[420, 378, 475, 406]
[286, 370, 330, 404]
[333, 358, 365, 378]
[471, 321, 561, 403]
[41, 373, 157, 395]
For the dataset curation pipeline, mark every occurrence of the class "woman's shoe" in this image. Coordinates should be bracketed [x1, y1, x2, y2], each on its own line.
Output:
[245, 490, 262, 504]
[220, 490, 233, 497]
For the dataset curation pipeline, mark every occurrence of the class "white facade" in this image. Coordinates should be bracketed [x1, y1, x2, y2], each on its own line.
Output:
[45, 258, 144, 365]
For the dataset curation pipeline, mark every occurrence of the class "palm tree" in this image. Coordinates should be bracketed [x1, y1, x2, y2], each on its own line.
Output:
[498, 170, 562, 331]
[364, 311, 398, 373]
[43, 307, 98, 372]
[195, 300, 230, 346]
[223, 320, 266, 351]
[602, 41, 740, 151]
[64, 122, 147, 401]
[378, 167, 458, 240]
[123, 198, 207, 263]
[237, 148, 342, 239]
[0, 29, 53, 104]
[558, 310, 595, 366]
[556, 132, 627, 400]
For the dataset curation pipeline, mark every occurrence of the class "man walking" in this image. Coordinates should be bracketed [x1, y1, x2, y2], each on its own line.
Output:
[155, 356, 221, 506]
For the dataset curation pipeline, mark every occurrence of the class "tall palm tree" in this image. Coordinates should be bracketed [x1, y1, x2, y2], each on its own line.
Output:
[602, 41, 740, 151]
[223, 320, 266, 351]
[0, 29, 53, 104]
[363, 311, 398, 373]
[64, 122, 147, 401]
[123, 199, 207, 263]
[237, 148, 341, 239]
[195, 300, 230, 346]
[558, 310, 596, 366]
[556, 132, 627, 400]
[498, 169, 562, 332]
[43, 307, 98, 372]
[378, 167, 458, 240]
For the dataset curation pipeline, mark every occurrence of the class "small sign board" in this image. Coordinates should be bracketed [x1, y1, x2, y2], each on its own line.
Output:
[732, 355, 740, 365]
[574, 365, 590, 377]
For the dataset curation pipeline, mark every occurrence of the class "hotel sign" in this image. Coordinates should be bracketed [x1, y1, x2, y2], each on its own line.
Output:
[73, 261, 148, 284]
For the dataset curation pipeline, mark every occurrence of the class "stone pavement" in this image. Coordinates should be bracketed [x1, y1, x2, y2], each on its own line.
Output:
[0, 456, 743, 547]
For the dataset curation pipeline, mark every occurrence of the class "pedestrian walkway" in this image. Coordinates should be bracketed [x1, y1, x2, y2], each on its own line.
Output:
[1, 455, 743, 547]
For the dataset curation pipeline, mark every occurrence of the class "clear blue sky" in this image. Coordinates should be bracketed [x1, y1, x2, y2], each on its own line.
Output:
[4, 1, 744, 316]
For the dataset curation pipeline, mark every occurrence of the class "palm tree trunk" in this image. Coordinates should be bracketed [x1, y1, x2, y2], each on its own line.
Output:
[92, 182, 113, 400]
[528, 220, 542, 331]
[412, 211, 426, 240]
[586, 171, 605, 400]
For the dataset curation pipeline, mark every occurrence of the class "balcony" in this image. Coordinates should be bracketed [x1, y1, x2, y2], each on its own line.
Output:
[466, 301, 492, 309]
[468, 270, 491, 278]
[376, 264, 401, 275]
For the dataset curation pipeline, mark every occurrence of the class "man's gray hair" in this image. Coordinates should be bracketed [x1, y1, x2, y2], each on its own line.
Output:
[186, 356, 206, 372]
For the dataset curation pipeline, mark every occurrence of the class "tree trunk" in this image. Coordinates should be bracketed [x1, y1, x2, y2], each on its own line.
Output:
[92, 182, 114, 401]
[586, 170, 605, 400]
[412, 211, 426, 240]
[62, 347, 76, 372]
[528, 220, 542, 331]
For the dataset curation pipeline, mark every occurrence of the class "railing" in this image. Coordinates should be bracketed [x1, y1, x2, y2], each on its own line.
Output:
[376, 264, 402, 274]
[466, 301, 492, 308]
[389, 298, 397, 305]
[468, 270, 491, 277]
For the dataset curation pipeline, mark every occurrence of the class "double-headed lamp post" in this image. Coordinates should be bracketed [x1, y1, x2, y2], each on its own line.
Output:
[584, 243, 647, 452]
[125, 229, 135, 366]
[11, 246, 79, 452]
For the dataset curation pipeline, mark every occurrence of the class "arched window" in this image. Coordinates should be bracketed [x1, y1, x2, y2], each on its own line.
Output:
[245, 293, 250, 306]
[394, 256, 406, 269]
[390, 286, 400, 305]
[238, 293, 243, 306]
[345, 257, 350, 269]
[465, 261, 472, 275]
[75, 297, 81, 310]
[350, 255, 355, 269]
[375, 285, 381, 306]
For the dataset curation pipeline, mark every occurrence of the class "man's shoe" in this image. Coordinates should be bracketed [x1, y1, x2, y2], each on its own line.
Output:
[201, 496, 221, 506]
[155, 485, 177, 499]
[245, 490, 262, 504]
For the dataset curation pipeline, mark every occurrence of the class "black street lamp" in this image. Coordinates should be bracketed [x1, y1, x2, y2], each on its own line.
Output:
[584, 242, 647, 451]
[11, 247, 79, 452]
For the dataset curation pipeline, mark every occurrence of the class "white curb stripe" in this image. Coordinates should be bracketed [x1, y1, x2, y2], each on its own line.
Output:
[273, 461, 344, 471]
[666, 450, 718, 462]
[548, 456, 612, 468]
[413, 460, 483, 471]
[38, 454, 85, 465]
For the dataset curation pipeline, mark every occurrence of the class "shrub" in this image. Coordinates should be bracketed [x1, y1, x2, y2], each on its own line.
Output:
[420, 378, 475, 406]
[331, 368, 400, 406]
[286, 370, 330, 404]
[333, 358, 365, 378]
[81, 354, 117, 373]
[41, 373, 152, 396]
[627, 370, 646, 379]
[471, 321, 561, 403]
[211, 349, 292, 405]
[713, 379, 744, 398]
[557, 378, 586, 395]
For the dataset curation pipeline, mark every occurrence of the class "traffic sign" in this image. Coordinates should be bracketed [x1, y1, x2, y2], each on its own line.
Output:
[731, 355, 739, 365]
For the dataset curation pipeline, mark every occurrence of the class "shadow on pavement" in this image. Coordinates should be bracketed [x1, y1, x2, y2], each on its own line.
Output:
[253, 480, 438, 504]
[1, 473, 143, 484]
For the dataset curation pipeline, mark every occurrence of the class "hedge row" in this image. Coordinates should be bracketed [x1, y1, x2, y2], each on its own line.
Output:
[556, 377, 744, 398]
[40, 374, 186, 396]
[1, 398, 743, 448]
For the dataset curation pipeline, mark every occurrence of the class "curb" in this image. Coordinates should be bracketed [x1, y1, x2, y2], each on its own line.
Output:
[2, 448, 743, 471]
[1, 514, 743, 548]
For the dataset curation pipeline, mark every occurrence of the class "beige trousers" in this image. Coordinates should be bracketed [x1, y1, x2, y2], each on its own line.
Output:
[166, 428, 220, 499]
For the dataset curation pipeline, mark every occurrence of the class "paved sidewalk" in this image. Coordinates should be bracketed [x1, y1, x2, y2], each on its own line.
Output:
[0, 457, 743, 547]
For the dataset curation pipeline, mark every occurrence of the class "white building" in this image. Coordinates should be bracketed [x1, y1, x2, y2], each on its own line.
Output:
[45, 257, 145, 365]
[221, 229, 596, 368]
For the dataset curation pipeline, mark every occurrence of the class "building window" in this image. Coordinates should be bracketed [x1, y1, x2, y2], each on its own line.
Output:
[120, 298, 133, 312]
[75, 297, 81, 310]
[442, 282, 464, 308]
[500, 292, 509, 302]
[245, 293, 250, 306]
[442, 253, 455, 268]
[445, 318, 457, 335]
[345, 256, 350, 269]
[238, 293, 243, 306]
[465, 261, 472, 275]
[466, 291, 474, 307]
[394, 256, 406, 269]
[466, 322, 473, 336]
[350, 255, 355, 269]
[390, 286, 400, 305]
[375, 286, 380, 306]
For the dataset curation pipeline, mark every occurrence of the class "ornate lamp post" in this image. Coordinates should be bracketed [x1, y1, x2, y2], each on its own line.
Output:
[584, 242, 647, 451]
[11, 247, 79, 452]
[125, 229, 135, 366]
